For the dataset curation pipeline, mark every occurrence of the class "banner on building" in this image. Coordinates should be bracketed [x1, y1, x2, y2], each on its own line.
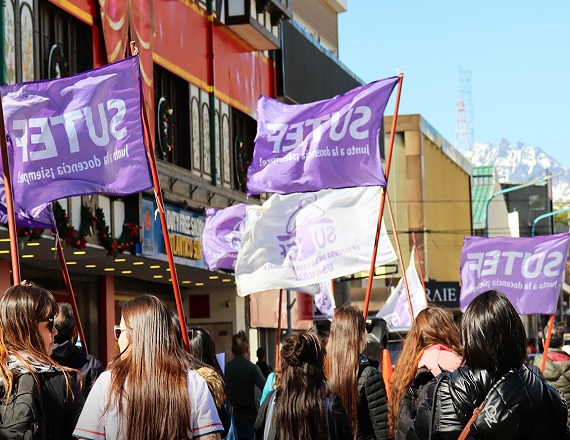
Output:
[247, 77, 399, 196]
[235, 186, 397, 296]
[460, 233, 570, 314]
[0, 55, 152, 219]
[376, 248, 427, 328]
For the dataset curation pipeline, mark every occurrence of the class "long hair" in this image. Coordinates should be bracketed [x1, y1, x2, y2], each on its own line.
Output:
[0, 281, 76, 399]
[324, 305, 365, 435]
[274, 330, 330, 440]
[461, 290, 526, 375]
[387, 306, 461, 438]
[106, 294, 193, 439]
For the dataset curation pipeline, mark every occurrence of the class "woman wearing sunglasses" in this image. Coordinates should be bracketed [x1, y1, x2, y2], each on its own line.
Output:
[74, 294, 223, 440]
[0, 281, 85, 438]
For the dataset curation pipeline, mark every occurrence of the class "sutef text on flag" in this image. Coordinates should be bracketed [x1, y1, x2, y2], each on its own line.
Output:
[0, 55, 153, 219]
[235, 186, 397, 296]
[247, 76, 399, 196]
[459, 233, 570, 315]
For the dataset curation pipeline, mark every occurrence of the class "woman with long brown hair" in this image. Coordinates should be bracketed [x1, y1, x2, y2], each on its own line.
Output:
[254, 329, 352, 440]
[388, 306, 462, 440]
[74, 294, 223, 439]
[325, 305, 388, 439]
[0, 281, 84, 438]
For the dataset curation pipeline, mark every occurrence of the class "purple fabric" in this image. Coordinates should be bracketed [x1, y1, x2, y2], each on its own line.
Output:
[460, 233, 570, 314]
[0, 135, 55, 228]
[0, 55, 152, 219]
[247, 76, 399, 196]
[202, 204, 247, 271]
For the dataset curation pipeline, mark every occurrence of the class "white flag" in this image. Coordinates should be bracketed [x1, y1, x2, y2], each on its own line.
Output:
[235, 187, 397, 296]
[376, 248, 427, 328]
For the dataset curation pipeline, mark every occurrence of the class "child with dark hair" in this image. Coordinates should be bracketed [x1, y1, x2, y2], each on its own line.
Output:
[409, 290, 569, 439]
[254, 329, 352, 440]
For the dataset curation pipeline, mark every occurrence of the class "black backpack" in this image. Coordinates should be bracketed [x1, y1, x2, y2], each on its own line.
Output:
[0, 373, 46, 440]
[395, 367, 434, 440]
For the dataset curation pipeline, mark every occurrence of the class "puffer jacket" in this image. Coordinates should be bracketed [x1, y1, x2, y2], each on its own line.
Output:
[357, 354, 388, 440]
[535, 349, 570, 427]
[409, 364, 569, 440]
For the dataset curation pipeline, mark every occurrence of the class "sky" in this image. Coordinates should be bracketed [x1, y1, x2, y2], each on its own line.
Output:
[338, 0, 570, 167]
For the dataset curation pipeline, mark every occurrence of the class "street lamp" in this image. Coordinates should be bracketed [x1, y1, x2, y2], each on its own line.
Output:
[484, 174, 552, 237]
[531, 207, 570, 237]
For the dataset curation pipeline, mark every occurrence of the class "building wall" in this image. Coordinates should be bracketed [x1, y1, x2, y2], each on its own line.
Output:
[291, 0, 339, 54]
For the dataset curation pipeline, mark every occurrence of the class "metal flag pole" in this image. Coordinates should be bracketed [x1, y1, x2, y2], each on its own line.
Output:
[52, 229, 88, 353]
[540, 314, 555, 373]
[130, 42, 190, 350]
[362, 73, 404, 318]
[385, 191, 414, 321]
[0, 94, 20, 283]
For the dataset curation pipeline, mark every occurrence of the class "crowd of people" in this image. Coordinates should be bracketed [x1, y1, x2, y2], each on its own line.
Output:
[0, 281, 569, 439]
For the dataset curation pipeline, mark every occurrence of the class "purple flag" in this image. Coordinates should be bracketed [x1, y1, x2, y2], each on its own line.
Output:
[0, 135, 55, 228]
[460, 233, 570, 314]
[0, 55, 153, 218]
[202, 204, 247, 271]
[246, 76, 399, 196]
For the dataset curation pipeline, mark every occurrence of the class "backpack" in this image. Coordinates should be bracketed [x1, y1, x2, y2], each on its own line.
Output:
[395, 367, 434, 440]
[0, 373, 46, 440]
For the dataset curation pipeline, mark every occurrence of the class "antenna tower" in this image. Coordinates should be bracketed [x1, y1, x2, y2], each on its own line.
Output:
[455, 67, 474, 151]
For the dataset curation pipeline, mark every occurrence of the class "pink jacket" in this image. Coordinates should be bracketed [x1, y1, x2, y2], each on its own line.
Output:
[417, 344, 462, 376]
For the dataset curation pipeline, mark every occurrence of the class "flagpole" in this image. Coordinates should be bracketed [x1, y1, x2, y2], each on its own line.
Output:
[275, 288, 283, 367]
[540, 314, 555, 373]
[130, 42, 190, 350]
[0, 94, 20, 283]
[52, 229, 88, 353]
[362, 73, 404, 318]
[412, 232, 428, 300]
[385, 191, 414, 321]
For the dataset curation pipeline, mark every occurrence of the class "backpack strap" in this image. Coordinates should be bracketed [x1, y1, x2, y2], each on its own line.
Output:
[263, 391, 277, 440]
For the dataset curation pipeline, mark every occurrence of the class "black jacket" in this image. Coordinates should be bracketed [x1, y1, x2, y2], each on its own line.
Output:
[51, 340, 105, 398]
[409, 364, 569, 440]
[395, 367, 434, 440]
[357, 355, 388, 440]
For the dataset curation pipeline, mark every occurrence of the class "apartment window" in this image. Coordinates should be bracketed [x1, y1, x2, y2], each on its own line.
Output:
[154, 64, 190, 169]
[39, 0, 92, 79]
[231, 108, 256, 192]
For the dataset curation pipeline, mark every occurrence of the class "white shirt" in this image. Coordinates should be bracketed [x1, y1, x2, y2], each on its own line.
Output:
[73, 370, 223, 439]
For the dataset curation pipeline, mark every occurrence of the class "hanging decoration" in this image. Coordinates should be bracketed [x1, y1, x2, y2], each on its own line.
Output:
[234, 135, 249, 191]
[48, 44, 69, 79]
[17, 227, 44, 242]
[157, 97, 175, 157]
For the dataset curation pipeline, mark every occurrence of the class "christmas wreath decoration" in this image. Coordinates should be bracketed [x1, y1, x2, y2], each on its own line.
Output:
[48, 44, 69, 79]
[234, 135, 249, 190]
[52, 203, 142, 258]
[157, 97, 175, 157]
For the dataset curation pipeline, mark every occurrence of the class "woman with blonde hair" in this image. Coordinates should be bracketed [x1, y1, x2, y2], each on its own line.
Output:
[74, 294, 223, 439]
[0, 281, 84, 438]
[325, 305, 388, 439]
[388, 306, 462, 440]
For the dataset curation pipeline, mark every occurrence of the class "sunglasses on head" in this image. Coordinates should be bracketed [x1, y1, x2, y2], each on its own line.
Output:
[39, 317, 54, 333]
[114, 325, 125, 341]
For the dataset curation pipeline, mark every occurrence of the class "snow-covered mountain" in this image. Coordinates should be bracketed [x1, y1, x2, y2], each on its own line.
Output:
[463, 138, 570, 204]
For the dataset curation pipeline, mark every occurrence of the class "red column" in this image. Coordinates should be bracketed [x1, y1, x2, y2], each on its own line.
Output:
[99, 275, 116, 365]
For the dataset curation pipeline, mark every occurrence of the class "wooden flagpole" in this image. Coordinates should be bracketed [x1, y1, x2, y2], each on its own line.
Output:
[52, 229, 88, 353]
[411, 232, 428, 301]
[130, 42, 190, 350]
[362, 73, 404, 318]
[540, 314, 555, 373]
[0, 95, 20, 284]
[275, 288, 283, 367]
[385, 191, 414, 320]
